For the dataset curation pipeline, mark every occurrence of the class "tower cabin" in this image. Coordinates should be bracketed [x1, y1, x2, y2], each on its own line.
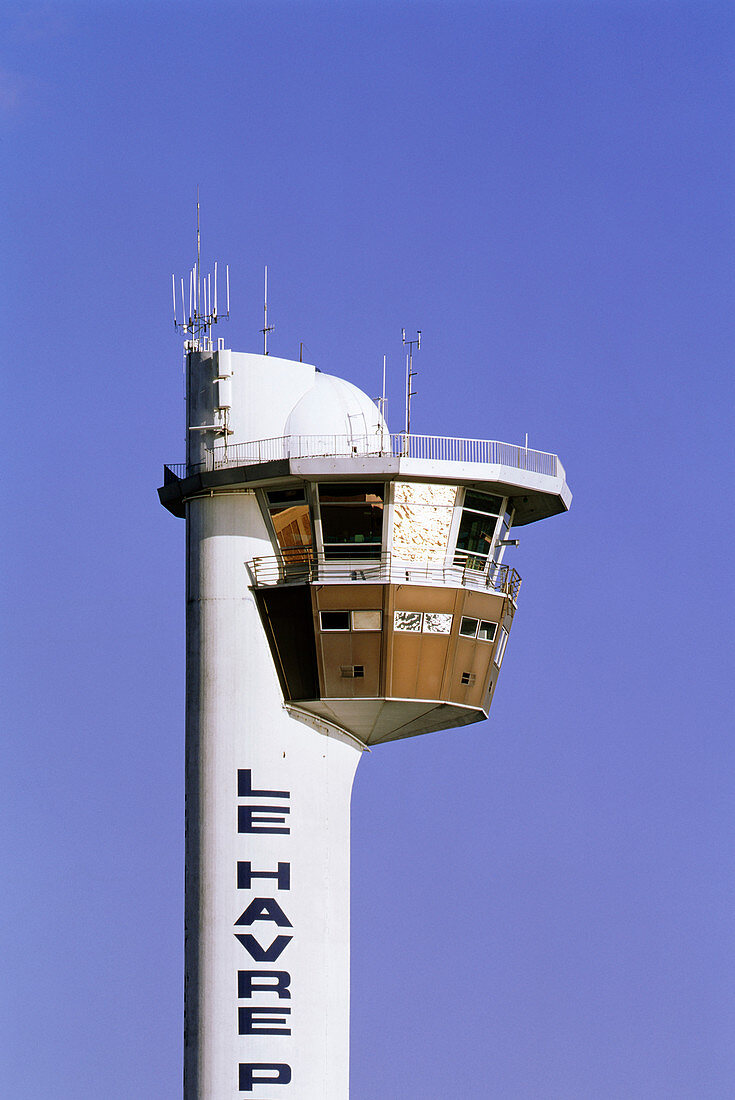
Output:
[160, 345, 570, 747]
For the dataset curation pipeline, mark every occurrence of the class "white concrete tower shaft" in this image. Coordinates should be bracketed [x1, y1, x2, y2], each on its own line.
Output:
[183, 348, 363, 1098]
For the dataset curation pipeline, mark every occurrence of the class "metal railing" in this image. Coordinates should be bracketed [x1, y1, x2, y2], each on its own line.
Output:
[211, 433, 558, 475]
[165, 433, 560, 482]
[247, 548, 521, 600]
[164, 463, 188, 480]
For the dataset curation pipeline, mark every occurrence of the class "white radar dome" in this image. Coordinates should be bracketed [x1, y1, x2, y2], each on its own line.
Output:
[284, 372, 388, 457]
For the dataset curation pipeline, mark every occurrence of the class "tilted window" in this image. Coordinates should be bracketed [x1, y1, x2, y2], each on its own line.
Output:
[453, 490, 504, 571]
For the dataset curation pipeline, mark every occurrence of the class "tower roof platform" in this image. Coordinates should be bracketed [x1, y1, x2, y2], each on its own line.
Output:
[159, 431, 571, 524]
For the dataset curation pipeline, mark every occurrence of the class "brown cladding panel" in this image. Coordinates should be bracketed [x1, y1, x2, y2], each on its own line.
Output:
[461, 590, 506, 622]
[317, 632, 381, 698]
[316, 585, 384, 611]
[393, 586, 456, 613]
[448, 637, 493, 709]
[413, 634, 452, 702]
[388, 633, 422, 699]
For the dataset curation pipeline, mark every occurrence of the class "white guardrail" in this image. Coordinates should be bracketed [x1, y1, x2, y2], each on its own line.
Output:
[198, 433, 559, 477]
[247, 551, 522, 601]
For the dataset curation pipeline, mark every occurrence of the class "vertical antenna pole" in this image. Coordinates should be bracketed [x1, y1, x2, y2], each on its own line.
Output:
[214, 262, 218, 318]
[405, 351, 410, 435]
[172, 274, 177, 326]
[226, 266, 230, 317]
[196, 189, 201, 323]
[263, 265, 268, 355]
[402, 329, 421, 442]
[381, 354, 387, 452]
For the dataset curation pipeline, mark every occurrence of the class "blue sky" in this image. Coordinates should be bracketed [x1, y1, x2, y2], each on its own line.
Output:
[3, 2, 734, 1096]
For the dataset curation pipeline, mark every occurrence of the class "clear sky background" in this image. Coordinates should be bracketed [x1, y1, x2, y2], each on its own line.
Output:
[3, 2, 734, 1097]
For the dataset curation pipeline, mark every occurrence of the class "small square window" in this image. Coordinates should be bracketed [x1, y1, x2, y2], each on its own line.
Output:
[340, 665, 365, 678]
[460, 672, 476, 686]
[320, 611, 350, 631]
[352, 610, 382, 631]
[478, 620, 497, 642]
[459, 616, 479, 638]
[394, 611, 422, 632]
[423, 612, 453, 634]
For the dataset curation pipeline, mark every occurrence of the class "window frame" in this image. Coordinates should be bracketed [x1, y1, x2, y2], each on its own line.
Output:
[314, 481, 387, 561]
[319, 610, 351, 632]
[448, 487, 508, 574]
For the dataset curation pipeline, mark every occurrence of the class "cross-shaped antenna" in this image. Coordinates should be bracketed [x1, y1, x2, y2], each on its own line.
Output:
[260, 266, 275, 355]
[402, 328, 421, 438]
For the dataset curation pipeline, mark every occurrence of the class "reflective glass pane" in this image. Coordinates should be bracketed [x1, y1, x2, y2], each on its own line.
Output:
[318, 483, 384, 503]
[394, 611, 422, 632]
[478, 620, 497, 642]
[267, 488, 307, 505]
[463, 490, 503, 515]
[352, 610, 382, 631]
[270, 504, 312, 551]
[320, 611, 350, 631]
[455, 512, 496, 556]
[320, 504, 383, 545]
[459, 616, 479, 637]
[424, 613, 453, 634]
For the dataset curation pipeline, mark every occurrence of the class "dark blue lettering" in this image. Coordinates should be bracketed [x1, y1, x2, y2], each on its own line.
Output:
[238, 970, 291, 999]
[238, 805, 290, 835]
[235, 933, 292, 962]
[239, 1063, 292, 1091]
[239, 1006, 291, 1035]
[237, 861, 290, 890]
[235, 897, 292, 927]
[237, 769, 289, 799]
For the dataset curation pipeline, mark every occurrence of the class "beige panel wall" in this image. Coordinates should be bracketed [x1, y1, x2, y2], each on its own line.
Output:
[308, 582, 512, 714]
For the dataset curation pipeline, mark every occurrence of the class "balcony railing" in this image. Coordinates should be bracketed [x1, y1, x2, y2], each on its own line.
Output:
[246, 549, 521, 601]
[164, 432, 560, 481]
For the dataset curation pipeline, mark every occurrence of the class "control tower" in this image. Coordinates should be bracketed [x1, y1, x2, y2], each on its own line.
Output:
[160, 281, 570, 1098]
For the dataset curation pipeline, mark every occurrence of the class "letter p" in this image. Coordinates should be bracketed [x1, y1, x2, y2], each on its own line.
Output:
[239, 1063, 291, 1091]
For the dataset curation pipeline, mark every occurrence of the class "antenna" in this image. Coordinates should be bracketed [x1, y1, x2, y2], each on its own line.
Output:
[172, 192, 230, 350]
[402, 328, 421, 438]
[260, 265, 275, 355]
[376, 355, 388, 453]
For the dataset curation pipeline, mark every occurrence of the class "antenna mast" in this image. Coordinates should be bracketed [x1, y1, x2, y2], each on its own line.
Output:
[260, 265, 275, 355]
[402, 328, 421, 438]
[172, 192, 230, 350]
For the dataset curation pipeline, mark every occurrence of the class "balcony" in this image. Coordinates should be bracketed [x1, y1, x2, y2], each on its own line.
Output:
[246, 549, 522, 602]
[160, 432, 570, 527]
[166, 431, 562, 480]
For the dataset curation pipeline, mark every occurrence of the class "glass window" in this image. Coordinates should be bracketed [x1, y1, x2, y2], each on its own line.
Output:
[267, 487, 312, 558]
[478, 620, 497, 642]
[318, 483, 384, 559]
[394, 611, 422, 632]
[267, 488, 307, 506]
[423, 612, 453, 634]
[320, 611, 350, 631]
[352, 610, 382, 631]
[460, 616, 479, 638]
[494, 629, 509, 667]
[464, 490, 503, 514]
[453, 489, 503, 570]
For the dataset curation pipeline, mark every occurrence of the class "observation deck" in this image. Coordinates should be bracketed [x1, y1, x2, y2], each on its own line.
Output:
[159, 422, 570, 745]
[159, 431, 570, 525]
